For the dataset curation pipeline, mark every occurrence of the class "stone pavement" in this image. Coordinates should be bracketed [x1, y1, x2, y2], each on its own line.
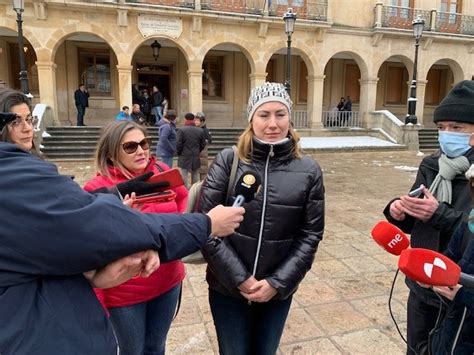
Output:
[56, 150, 426, 355]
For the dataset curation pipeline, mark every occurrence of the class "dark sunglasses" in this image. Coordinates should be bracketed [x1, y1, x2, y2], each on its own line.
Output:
[122, 137, 151, 154]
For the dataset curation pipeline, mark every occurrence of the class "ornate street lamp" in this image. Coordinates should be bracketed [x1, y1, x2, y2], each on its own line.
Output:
[151, 40, 161, 61]
[283, 8, 296, 96]
[405, 15, 425, 125]
[12, 0, 30, 96]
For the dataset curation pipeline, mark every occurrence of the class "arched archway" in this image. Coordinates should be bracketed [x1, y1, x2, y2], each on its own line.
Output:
[52, 32, 118, 125]
[0, 27, 39, 98]
[375, 55, 412, 122]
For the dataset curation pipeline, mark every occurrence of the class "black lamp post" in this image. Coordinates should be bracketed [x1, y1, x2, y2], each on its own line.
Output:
[12, 0, 30, 96]
[405, 15, 425, 125]
[283, 8, 296, 96]
[151, 40, 161, 61]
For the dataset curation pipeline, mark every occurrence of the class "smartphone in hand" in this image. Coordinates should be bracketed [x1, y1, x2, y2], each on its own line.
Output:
[408, 184, 425, 198]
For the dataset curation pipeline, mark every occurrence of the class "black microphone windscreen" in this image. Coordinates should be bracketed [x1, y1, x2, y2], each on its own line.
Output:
[234, 171, 261, 203]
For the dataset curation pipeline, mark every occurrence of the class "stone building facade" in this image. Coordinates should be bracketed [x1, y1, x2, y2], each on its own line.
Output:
[0, 0, 473, 128]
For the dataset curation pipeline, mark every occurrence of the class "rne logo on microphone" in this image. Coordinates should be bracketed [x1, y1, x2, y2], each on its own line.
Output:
[423, 257, 447, 278]
[387, 233, 404, 249]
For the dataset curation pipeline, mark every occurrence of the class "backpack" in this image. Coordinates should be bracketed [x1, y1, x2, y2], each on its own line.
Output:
[182, 146, 239, 264]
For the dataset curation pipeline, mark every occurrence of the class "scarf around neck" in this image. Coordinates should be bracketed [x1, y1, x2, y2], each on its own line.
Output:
[429, 154, 470, 203]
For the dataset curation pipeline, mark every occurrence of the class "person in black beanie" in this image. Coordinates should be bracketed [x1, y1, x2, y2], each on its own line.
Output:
[383, 80, 474, 354]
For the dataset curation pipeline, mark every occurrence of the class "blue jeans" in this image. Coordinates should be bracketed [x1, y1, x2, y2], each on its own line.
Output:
[209, 289, 292, 355]
[76, 105, 85, 126]
[179, 168, 200, 189]
[160, 156, 173, 169]
[108, 284, 181, 355]
[154, 106, 163, 125]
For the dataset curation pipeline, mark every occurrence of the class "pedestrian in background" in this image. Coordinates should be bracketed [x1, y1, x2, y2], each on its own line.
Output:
[384, 80, 474, 354]
[84, 121, 188, 355]
[176, 112, 205, 188]
[115, 106, 131, 121]
[74, 83, 89, 126]
[152, 85, 164, 125]
[194, 111, 212, 181]
[198, 82, 325, 355]
[131, 104, 146, 125]
[156, 110, 178, 168]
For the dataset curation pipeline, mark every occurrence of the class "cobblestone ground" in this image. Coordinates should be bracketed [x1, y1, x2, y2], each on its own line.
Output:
[56, 150, 426, 355]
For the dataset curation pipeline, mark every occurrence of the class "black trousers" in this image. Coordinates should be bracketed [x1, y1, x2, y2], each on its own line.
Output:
[407, 291, 443, 354]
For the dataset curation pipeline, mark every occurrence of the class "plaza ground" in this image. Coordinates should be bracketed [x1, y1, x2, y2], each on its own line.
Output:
[57, 149, 427, 354]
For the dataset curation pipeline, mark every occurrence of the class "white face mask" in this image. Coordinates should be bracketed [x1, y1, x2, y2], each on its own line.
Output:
[438, 131, 471, 158]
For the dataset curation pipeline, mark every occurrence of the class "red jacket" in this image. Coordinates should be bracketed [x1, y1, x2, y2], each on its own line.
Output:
[83, 157, 187, 308]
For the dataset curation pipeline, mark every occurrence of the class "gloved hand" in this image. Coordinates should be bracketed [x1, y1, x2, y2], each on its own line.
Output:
[114, 171, 170, 197]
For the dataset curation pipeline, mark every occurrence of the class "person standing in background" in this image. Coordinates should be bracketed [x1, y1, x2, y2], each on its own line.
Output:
[162, 96, 169, 118]
[156, 110, 178, 168]
[194, 112, 212, 181]
[132, 84, 140, 105]
[152, 85, 164, 126]
[176, 112, 205, 188]
[74, 83, 89, 126]
[140, 90, 152, 126]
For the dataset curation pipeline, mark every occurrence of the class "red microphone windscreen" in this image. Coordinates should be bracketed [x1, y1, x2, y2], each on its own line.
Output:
[398, 248, 461, 286]
[371, 221, 410, 255]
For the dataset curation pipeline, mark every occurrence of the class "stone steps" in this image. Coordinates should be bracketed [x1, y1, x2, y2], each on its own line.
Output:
[41, 126, 244, 160]
[418, 128, 439, 152]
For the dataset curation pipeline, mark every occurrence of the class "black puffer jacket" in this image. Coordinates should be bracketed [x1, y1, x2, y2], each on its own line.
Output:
[383, 149, 474, 305]
[199, 138, 325, 300]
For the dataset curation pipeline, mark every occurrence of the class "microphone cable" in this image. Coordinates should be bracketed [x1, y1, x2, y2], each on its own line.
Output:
[388, 269, 418, 355]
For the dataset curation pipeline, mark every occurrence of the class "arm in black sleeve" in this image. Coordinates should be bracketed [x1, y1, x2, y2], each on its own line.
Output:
[0, 144, 211, 278]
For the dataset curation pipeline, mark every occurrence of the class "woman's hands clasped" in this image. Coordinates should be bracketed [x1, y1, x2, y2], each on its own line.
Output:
[239, 276, 278, 303]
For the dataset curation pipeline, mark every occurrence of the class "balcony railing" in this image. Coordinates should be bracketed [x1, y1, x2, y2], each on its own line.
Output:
[322, 111, 361, 128]
[380, 5, 430, 31]
[376, 4, 474, 36]
[200, 0, 263, 14]
[268, 1, 327, 21]
[436, 11, 474, 35]
[292, 110, 309, 128]
[125, 0, 194, 8]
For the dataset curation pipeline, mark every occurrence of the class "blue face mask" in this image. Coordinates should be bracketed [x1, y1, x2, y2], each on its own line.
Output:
[469, 209, 474, 234]
[438, 131, 471, 158]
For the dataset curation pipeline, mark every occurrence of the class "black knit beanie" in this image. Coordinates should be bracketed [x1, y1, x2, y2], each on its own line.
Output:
[433, 80, 474, 123]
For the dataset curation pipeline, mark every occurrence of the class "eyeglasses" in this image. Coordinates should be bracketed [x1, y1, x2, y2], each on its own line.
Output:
[8, 115, 37, 130]
[122, 137, 151, 154]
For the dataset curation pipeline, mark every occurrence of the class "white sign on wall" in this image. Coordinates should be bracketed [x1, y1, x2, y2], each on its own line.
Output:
[138, 15, 183, 39]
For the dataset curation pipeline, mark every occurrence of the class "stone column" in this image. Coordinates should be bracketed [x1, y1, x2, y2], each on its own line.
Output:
[415, 79, 427, 125]
[307, 74, 325, 129]
[359, 77, 379, 127]
[36, 61, 59, 124]
[187, 68, 204, 113]
[374, 2, 383, 28]
[249, 73, 267, 90]
[117, 65, 133, 109]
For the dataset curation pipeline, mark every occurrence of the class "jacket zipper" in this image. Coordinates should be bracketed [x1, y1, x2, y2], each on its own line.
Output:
[252, 145, 273, 277]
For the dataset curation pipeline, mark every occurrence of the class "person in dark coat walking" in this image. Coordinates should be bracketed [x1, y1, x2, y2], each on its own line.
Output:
[383, 80, 474, 354]
[151, 85, 164, 125]
[74, 83, 89, 126]
[0, 142, 245, 354]
[195, 111, 212, 180]
[156, 109, 178, 168]
[176, 112, 206, 188]
[198, 82, 325, 354]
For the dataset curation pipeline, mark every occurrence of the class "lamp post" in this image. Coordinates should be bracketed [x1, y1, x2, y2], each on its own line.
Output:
[283, 8, 296, 96]
[12, 0, 30, 96]
[151, 40, 161, 61]
[405, 15, 425, 125]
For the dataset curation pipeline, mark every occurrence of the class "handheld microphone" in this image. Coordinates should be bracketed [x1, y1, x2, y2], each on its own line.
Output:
[232, 171, 261, 207]
[371, 221, 410, 256]
[398, 248, 474, 288]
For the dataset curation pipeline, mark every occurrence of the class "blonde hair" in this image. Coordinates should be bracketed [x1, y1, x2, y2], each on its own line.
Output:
[236, 122, 303, 163]
[94, 121, 148, 179]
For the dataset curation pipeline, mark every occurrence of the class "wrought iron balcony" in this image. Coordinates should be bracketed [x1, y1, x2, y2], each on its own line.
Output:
[375, 4, 474, 36]
[268, 0, 327, 21]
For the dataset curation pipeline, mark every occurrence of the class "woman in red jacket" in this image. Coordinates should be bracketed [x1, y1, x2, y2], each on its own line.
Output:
[84, 120, 188, 355]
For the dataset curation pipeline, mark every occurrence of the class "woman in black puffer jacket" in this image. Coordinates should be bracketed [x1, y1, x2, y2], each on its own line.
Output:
[198, 82, 325, 355]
